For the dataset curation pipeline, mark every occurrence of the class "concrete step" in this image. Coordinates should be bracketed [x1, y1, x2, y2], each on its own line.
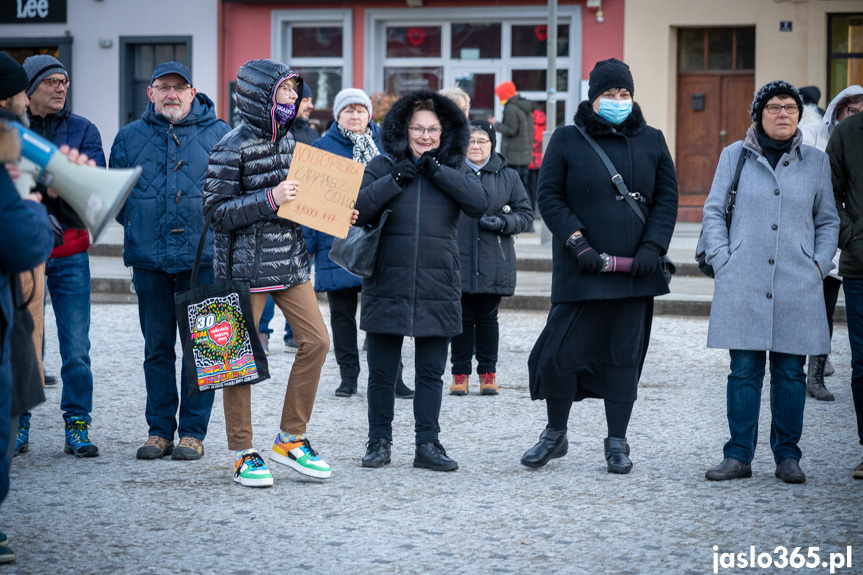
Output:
[86, 221, 846, 321]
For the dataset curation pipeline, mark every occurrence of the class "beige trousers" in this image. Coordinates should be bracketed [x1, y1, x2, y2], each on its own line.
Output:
[19, 264, 46, 387]
[222, 281, 329, 450]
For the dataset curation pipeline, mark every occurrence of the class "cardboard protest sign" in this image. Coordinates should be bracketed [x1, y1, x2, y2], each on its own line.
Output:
[278, 143, 364, 238]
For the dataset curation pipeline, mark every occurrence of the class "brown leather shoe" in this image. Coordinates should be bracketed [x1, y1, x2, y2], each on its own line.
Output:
[136, 436, 174, 459]
[852, 459, 863, 479]
[479, 373, 499, 395]
[172, 437, 204, 460]
[449, 374, 468, 396]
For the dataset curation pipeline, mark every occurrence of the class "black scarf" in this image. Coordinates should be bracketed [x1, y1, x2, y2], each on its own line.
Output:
[756, 126, 794, 170]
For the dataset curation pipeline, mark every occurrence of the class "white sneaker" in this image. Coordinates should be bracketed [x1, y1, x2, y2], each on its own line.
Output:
[233, 450, 273, 487]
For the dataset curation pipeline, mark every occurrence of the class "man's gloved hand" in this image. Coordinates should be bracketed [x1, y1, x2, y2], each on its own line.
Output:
[479, 215, 506, 233]
[417, 151, 441, 178]
[631, 243, 661, 277]
[391, 159, 417, 188]
[566, 234, 603, 274]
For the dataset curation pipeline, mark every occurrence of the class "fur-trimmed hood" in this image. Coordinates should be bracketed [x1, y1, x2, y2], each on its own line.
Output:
[0, 109, 21, 164]
[574, 99, 646, 137]
[381, 89, 469, 167]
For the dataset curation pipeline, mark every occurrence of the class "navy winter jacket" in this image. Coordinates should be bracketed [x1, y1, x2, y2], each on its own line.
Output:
[28, 104, 105, 230]
[110, 93, 230, 273]
[304, 121, 386, 293]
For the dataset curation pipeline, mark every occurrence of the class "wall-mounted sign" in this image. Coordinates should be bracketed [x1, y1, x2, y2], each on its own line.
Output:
[0, 0, 67, 24]
[780, 21, 792, 32]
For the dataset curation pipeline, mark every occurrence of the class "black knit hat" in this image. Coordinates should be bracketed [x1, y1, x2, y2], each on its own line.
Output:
[588, 58, 634, 103]
[750, 80, 803, 124]
[0, 52, 28, 101]
[469, 119, 496, 150]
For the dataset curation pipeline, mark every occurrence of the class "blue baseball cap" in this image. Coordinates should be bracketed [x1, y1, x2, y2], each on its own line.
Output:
[151, 61, 192, 85]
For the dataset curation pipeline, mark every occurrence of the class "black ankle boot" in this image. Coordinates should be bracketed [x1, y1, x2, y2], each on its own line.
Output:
[413, 441, 458, 471]
[335, 379, 357, 397]
[520, 427, 568, 468]
[604, 437, 632, 474]
[361, 438, 392, 468]
[807, 355, 835, 401]
[395, 379, 414, 399]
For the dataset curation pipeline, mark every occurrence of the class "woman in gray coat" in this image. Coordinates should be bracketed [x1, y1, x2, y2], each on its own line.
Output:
[701, 81, 839, 484]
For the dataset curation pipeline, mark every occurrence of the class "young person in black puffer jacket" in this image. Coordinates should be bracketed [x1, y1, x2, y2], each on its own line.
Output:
[356, 90, 490, 472]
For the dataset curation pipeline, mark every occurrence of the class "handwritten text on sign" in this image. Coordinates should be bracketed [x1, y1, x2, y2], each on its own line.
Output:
[278, 143, 364, 238]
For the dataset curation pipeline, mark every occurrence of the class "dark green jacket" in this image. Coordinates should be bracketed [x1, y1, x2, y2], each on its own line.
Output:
[828, 113, 863, 278]
[497, 95, 534, 166]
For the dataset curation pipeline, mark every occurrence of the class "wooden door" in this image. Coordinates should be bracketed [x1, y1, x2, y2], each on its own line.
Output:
[676, 73, 753, 221]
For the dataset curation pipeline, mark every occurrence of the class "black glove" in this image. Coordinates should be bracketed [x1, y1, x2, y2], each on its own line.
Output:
[565, 235, 603, 274]
[391, 159, 417, 188]
[479, 215, 506, 233]
[417, 151, 441, 178]
[631, 243, 661, 277]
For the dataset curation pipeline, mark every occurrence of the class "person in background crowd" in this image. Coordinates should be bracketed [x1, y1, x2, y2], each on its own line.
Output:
[801, 85, 863, 400]
[19, 55, 105, 458]
[439, 86, 470, 119]
[205, 60, 354, 487]
[357, 89, 489, 472]
[489, 81, 534, 229]
[257, 82, 318, 355]
[0, 50, 89, 564]
[449, 120, 533, 396]
[111, 61, 230, 461]
[308, 88, 413, 399]
[521, 58, 678, 474]
[527, 106, 546, 220]
[799, 86, 825, 126]
[702, 81, 838, 484]
[826, 88, 863, 480]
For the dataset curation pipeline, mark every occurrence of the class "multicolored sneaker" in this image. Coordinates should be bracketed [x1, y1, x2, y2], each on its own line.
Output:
[64, 416, 99, 458]
[233, 450, 273, 488]
[14, 424, 29, 456]
[270, 434, 332, 479]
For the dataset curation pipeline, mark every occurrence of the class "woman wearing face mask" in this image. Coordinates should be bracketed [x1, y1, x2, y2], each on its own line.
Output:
[521, 58, 678, 474]
[205, 60, 357, 488]
[701, 81, 838, 484]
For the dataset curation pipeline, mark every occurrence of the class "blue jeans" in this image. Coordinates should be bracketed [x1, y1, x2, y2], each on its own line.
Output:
[132, 267, 215, 441]
[840, 278, 863, 445]
[258, 295, 293, 341]
[367, 333, 448, 445]
[723, 349, 807, 464]
[45, 251, 93, 422]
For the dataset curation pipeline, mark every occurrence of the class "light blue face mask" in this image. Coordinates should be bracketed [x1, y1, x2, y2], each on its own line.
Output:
[597, 98, 633, 125]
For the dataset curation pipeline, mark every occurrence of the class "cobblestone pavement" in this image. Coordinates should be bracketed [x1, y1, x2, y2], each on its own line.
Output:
[5, 303, 861, 574]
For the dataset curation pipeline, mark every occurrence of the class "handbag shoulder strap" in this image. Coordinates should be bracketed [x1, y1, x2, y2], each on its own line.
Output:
[191, 212, 234, 288]
[724, 148, 749, 229]
[574, 123, 646, 226]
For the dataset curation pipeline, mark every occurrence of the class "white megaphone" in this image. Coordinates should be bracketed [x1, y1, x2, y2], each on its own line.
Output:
[12, 122, 141, 244]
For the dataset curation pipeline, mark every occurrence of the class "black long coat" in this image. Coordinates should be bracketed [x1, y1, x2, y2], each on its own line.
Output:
[458, 152, 534, 295]
[355, 90, 490, 338]
[537, 101, 678, 303]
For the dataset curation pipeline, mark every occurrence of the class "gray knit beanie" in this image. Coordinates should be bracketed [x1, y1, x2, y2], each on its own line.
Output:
[23, 55, 67, 97]
[333, 88, 372, 121]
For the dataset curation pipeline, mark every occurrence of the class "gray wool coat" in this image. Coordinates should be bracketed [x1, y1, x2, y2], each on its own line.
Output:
[701, 126, 839, 356]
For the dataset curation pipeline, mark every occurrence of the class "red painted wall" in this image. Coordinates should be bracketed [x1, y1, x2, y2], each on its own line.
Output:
[220, 0, 624, 120]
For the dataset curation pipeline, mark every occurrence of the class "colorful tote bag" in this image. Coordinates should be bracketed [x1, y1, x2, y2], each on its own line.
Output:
[174, 216, 269, 394]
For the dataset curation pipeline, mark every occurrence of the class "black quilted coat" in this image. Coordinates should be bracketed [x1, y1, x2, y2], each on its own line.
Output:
[203, 59, 309, 288]
[458, 152, 534, 295]
[355, 90, 490, 338]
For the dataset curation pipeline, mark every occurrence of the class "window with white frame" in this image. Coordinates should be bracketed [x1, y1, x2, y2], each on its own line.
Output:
[272, 9, 352, 117]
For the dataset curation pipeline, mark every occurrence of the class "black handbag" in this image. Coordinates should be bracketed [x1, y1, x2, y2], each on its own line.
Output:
[695, 149, 748, 278]
[330, 209, 391, 278]
[174, 215, 270, 394]
[574, 124, 676, 284]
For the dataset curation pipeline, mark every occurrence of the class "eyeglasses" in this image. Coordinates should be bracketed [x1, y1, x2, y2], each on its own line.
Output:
[468, 139, 491, 146]
[408, 126, 442, 137]
[42, 78, 70, 90]
[765, 104, 799, 115]
[846, 106, 861, 116]
[278, 83, 297, 94]
[151, 84, 192, 94]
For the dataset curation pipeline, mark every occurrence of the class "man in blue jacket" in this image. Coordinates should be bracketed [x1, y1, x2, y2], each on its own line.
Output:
[21, 55, 105, 458]
[111, 62, 230, 461]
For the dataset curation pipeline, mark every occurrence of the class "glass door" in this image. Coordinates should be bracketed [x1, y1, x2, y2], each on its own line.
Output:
[447, 67, 500, 122]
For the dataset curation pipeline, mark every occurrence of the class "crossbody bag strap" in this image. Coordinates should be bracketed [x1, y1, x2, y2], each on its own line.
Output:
[725, 148, 748, 229]
[574, 123, 646, 226]
[190, 212, 233, 288]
